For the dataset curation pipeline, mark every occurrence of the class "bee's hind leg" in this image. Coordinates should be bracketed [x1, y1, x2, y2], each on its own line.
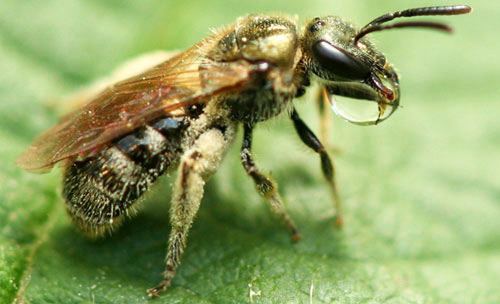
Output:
[147, 126, 233, 297]
[290, 109, 343, 228]
[240, 124, 301, 242]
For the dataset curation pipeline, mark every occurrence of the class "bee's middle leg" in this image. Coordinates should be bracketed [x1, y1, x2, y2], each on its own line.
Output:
[147, 126, 233, 297]
[240, 124, 301, 242]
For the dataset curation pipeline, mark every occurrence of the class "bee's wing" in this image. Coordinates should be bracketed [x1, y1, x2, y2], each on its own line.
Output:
[60, 50, 180, 113]
[17, 42, 256, 172]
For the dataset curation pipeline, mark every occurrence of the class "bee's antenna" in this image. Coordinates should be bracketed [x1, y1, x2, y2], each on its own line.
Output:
[354, 5, 472, 44]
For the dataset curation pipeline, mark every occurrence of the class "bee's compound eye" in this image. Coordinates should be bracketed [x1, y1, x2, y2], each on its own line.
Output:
[312, 40, 370, 80]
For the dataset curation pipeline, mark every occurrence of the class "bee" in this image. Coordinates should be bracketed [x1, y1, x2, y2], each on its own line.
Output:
[17, 5, 471, 297]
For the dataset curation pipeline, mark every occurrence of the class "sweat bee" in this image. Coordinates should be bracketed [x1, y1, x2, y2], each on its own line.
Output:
[17, 5, 471, 297]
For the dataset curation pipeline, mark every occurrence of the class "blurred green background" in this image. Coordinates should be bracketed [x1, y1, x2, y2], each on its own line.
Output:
[1, 0, 499, 303]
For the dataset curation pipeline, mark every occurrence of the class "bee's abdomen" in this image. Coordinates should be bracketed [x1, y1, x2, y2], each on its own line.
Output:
[63, 117, 187, 236]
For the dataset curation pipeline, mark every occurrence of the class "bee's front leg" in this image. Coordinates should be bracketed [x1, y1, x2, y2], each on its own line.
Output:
[316, 86, 342, 155]
[290, 109, 343, 228]
[240, 124, 301, 242]
[317, 86, 332, 150]
[147, 126, 233, 297]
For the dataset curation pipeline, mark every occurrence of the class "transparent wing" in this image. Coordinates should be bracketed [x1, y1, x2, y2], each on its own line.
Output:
[17, 41, 256, 172]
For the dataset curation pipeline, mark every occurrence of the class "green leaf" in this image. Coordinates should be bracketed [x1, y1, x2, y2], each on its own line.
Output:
[1, 1, 499, 303]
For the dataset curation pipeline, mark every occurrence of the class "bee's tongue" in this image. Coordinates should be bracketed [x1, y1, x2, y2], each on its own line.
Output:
[368, 74, 395, 101]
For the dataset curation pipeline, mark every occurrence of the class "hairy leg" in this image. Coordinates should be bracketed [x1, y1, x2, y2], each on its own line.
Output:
[240, 124, 301, 242]
[147, 126, 233, 297]
[291, 109, 343, 228]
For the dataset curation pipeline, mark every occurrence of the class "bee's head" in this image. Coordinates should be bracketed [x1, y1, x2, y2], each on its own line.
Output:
[302, 5, 471, 125]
